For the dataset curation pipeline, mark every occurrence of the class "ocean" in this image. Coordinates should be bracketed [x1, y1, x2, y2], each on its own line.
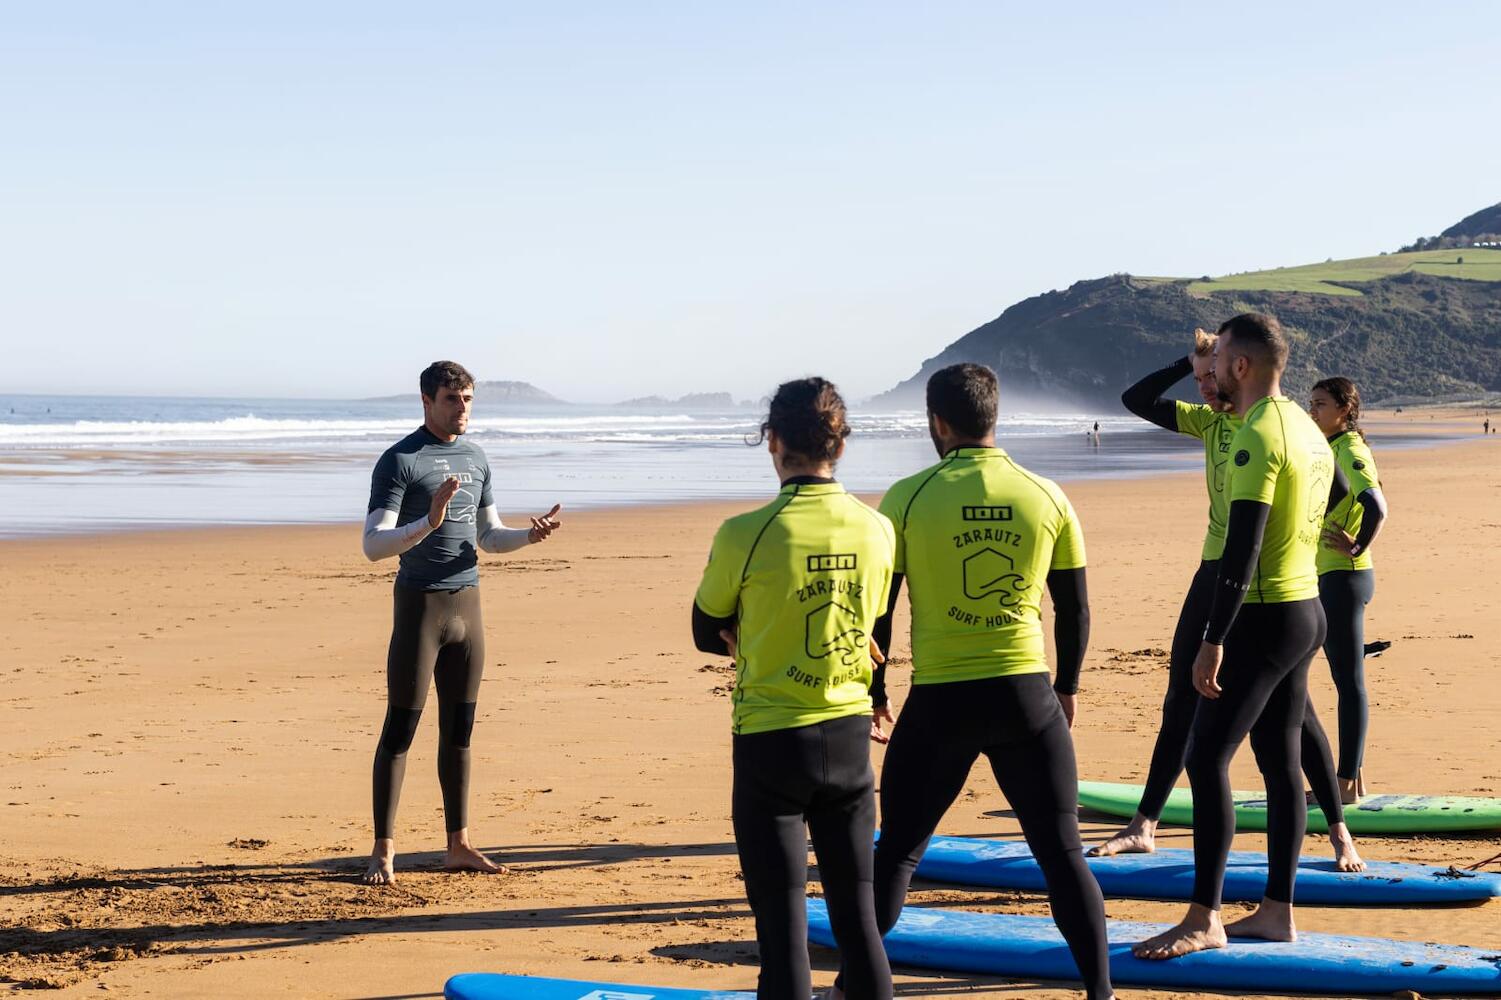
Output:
[0, 392, 1209, 537]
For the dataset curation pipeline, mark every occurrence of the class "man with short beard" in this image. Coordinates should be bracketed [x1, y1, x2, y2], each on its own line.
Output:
[359, 360, 563, 886]
[1135, 314, 1345, 959]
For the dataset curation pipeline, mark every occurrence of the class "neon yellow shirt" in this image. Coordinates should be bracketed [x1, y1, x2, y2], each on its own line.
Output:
[878, 447, 1085, 686]
[695, 481, 895, 736]
[1318, 430, 1380, 575]
[1175, 401, 1243, 561]
[1226, 397, 1333, 604]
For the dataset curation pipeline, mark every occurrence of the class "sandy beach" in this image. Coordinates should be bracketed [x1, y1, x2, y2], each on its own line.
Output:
[2, 428, 1498, 999]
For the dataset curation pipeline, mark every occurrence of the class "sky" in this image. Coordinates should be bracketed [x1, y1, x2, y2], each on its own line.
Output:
[3, 2, 1499, 403]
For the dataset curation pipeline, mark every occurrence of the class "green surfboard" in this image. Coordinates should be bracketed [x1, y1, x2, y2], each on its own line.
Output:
[1077, 780, 1501, 834]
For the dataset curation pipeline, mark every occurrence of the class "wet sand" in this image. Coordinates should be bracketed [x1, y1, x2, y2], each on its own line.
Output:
[1, 431, 1498, 998]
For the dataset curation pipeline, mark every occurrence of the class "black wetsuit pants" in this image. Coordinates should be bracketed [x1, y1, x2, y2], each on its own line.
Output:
[865, 672, 1111, 1000]
[1319, 569, 1375, 779]
[732, 713, 892, 1000]
[1138, 560, 1346, 830]
[1188, 598, 1326, 908]
[372, 582, 486, 839]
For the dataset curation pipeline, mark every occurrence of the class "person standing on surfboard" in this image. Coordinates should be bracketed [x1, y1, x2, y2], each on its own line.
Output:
[360, 360, 564, 886]
[1093, 329, 1365, 872]
[691, 378, 895, 1000]
[1309, 377, 1388, 803]
[1136, 313, 1345, 960]
[834, 363, 1113, 1000]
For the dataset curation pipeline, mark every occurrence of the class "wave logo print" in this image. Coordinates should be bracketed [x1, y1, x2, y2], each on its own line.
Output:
[575, 991, 657, 1000]
[447, 473, 479, 525]
[805, 599, 867, 666]
[962, 547, 1026, 607]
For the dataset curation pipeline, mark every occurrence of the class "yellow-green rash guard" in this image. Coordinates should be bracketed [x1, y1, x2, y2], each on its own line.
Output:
[1226, 396, 1335, 604]
[878, 446, 1085, 686]
[695, 481, 895, 736]
[1174, 401, 1242, 561]
[1319, 430, 1380, 574]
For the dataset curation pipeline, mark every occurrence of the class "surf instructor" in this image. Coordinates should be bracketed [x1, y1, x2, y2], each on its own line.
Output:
[360, 360, 564, 886]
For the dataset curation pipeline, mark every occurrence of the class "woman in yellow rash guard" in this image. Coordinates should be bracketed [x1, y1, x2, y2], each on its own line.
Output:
[691, 378, 895, 1000]
[1309, 377, 1388, 801]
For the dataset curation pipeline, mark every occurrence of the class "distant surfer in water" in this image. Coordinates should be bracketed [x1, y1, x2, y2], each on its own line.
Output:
[360, 360, 563, 885]
[691, 377, 895, 1000]
[1095, 328, 1364, 873]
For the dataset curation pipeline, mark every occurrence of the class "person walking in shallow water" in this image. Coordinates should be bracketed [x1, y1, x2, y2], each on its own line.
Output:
[360, 360, 564, 886]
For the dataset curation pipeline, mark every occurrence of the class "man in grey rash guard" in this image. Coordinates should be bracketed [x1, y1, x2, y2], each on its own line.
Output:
[361, 360, 563, 886]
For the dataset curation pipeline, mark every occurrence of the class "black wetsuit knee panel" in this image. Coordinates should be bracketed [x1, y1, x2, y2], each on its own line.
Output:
[445, 701, 478, 748]
[380, 706, 423, 755]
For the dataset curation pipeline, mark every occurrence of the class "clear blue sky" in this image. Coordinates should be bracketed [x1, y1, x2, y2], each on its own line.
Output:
[4, 2, 1497, 402]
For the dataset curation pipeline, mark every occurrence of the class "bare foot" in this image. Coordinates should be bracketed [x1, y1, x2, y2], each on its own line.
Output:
[1090, 814, 1158, 857]
[444, 830, 508, 874]
[1329, 823, 1365, 872]
[363, 838, 396, 886]
[1223, 899, 1296, 943]
[1133, 904, 1226, 960]
[1337, 774, 1363, 805]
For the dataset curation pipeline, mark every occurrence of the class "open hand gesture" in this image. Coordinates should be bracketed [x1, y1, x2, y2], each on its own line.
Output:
[528, 504, 563, 544]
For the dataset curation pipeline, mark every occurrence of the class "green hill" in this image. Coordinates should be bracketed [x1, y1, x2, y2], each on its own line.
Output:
[875, 259, 1501, 409]
[875, 200, 1501, 408]
[1183, 248, 1501, 297]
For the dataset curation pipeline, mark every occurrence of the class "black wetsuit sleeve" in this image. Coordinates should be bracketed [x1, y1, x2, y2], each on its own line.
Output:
[1046, 567, 1090, 695]
[1202, 499, 1271, 645]
[869, 573, 904, 709]
[1326, 462, 1350, 512]
[691, 602, 735, 656]
[1353, 489, 1388, 553]
[1120, 356, 1192, 432]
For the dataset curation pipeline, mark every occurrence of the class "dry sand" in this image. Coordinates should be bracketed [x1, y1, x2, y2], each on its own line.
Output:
[2, 432, 1498, 998]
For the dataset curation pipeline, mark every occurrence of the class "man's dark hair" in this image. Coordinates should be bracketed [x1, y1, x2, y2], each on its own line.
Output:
[926, 363, 998, 439]
[754, 377, 850, 464]
[1217, 313, 1289, 373]
[420, 361, 476, 400]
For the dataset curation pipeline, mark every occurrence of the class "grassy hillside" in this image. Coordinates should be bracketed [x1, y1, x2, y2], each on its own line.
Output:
[1184, 248, 1501, 297]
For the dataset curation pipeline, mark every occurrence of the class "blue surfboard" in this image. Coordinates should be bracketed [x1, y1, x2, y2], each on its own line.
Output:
[807, 900, 1501, 993]
[445, 974, 755, 1000]
[914, 834, 1501, 904]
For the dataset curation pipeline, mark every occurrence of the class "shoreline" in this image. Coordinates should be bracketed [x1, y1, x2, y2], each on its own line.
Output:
[0, 421, 1486, 541]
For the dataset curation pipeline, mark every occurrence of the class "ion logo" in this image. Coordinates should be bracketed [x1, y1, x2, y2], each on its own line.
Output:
[962, 505, 1012, 521]
[576, 992, 657, 1000]
[807, 553, 858, 572]
[962, 547, 1026, 607]
[805, 599, 867, 665]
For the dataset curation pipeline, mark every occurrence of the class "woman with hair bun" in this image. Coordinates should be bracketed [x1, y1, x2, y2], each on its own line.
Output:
[1309, 376, 1389, 802]
[690, 377, 896, 1000]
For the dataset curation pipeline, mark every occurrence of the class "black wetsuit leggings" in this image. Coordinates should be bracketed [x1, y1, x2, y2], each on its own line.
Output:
[372, 582, 485, 839]
[732, 713, 892, 1000]
[1319, 569, 1375, 779]
[864, 672, 1111, 1000]
[1188, 599, 1326, 908]
[1138, 560, 1346, 829]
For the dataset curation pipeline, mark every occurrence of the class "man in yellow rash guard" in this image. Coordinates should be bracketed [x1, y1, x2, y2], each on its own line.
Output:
[839, 364, 1113, 1000]
[1137, 313, 1339, 962]
[691, 377, 895, 1000]
[1097, 334, 1365, 874]
[1310, 377, 1389, 801]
